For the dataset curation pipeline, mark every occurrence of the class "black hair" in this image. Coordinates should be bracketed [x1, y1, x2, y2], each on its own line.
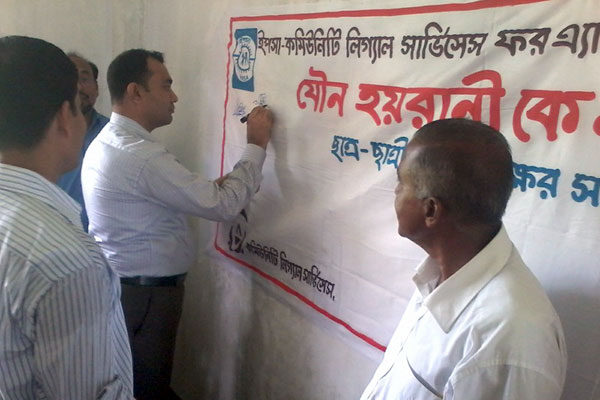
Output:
[107, 49, 164, 103]
[89, 61, 99, 81]
[405, 118, 514, 225]
[0, 36, 78, 150]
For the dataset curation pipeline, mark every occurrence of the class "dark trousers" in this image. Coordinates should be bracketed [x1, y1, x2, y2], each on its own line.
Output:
[121, 280, 184, 400]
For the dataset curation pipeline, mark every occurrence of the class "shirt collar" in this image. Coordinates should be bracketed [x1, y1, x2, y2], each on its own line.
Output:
[412, 225, 513, 333]
[109, 112, 156, 142]
[0, 163, 82, 228]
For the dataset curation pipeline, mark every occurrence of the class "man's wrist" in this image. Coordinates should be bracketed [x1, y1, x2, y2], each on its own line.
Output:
[241, 143, 267, 168]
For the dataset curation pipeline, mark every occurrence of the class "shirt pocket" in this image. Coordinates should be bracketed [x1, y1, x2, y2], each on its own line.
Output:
[403, 354, 444, 399]
[388, 354, 443, 400]
[367, 353, 443, 400]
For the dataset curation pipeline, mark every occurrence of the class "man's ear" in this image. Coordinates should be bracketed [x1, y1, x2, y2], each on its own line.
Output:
[423, 197, 443, 227]
[126, 82, 143, 103]
[52, 100, 73, 139]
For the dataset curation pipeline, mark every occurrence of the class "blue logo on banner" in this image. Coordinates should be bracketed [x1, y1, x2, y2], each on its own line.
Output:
[232, 28, 257, 92]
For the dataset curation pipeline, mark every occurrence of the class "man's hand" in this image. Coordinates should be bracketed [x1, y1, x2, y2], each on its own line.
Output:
[246, 106, 273, 149]
[214, 174, 229, 186]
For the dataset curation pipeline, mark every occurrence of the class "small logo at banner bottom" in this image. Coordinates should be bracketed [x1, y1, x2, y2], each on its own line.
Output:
[228, 209, 248, 253]
[232, 28, 257, 92]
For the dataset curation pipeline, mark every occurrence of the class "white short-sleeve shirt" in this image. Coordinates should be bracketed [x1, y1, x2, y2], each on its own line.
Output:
[361, 226, 567, 400]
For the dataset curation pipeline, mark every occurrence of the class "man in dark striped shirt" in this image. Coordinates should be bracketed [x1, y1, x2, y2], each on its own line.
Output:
[0, 36, 133, 399]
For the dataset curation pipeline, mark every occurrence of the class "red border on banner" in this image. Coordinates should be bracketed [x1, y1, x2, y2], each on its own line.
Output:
[217, 0, 550, 352]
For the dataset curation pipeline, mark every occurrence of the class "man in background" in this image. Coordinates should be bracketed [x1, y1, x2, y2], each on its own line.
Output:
[82, 48, 274, 399]
[57, 52, 109, 232]
[361, 118, 567, 399]
[0, 35, 132, 399]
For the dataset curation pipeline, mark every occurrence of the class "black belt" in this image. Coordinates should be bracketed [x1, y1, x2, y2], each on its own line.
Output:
[120, 274, 186, 287]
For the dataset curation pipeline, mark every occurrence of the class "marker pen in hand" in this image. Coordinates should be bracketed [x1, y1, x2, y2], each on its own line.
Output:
[240, 104, 268, 123]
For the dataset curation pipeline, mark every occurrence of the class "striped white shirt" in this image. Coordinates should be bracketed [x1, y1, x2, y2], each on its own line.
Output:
[81, 113, 265, 277]
[0, 164, 133, 399]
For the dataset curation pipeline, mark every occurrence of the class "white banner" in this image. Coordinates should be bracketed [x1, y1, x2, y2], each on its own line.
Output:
[215, 0, 600, 396]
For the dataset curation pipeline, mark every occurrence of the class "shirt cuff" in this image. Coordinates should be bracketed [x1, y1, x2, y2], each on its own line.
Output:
[240, 143, 267, 170]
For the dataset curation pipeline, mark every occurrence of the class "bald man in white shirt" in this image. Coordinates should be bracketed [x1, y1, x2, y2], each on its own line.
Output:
[361, 118, 566, 400]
